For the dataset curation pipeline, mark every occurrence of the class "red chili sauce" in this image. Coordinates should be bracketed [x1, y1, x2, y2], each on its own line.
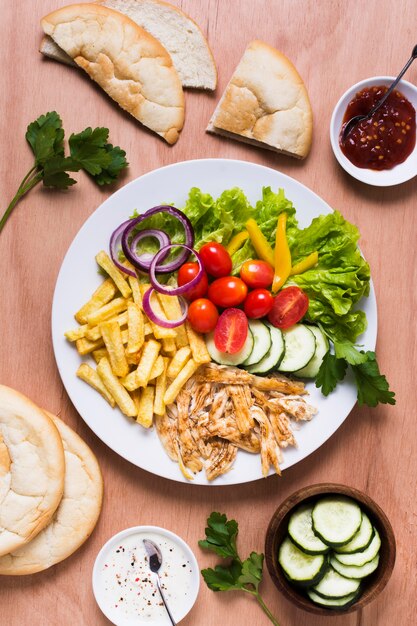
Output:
[340, 86, 416, 170]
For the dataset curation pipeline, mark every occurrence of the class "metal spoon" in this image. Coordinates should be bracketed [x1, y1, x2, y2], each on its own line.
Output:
[143, 539, 176, 625]
[341, 44, 417, 141]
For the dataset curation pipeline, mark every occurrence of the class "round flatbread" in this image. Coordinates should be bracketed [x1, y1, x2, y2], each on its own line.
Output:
[0, 386, 65, 557]
[0, 413, 103, 575]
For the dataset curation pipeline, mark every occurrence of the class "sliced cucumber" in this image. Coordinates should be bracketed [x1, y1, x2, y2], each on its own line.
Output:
[312, 497, 362, 547]
[278, 536, 328, 586]
[246, 325, 284, 374]
[288, 504, 329, 555]
[334, 513, 374, 554]
[312, 566, 361, 598]
[205, 329, 254, 366]
[278, 324, 316, 372]
[330, 554, 380, 579]
[307, 588, 361, 609]
[295, 326, 329, 378]
[334, 528, 381, 566]
[243, 321, 271, 366]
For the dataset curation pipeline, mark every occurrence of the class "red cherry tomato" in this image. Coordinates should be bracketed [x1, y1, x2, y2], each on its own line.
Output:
[244, 289, 274, 319]
[267, 286, 309, 329]
[187, 298, 219, 333]
[240, 260, 274, 289]
[178, 262, 208, 301]
[208, 276, 248, 308]
[214, 308, 248, 354]
[199, 242, 233, 277]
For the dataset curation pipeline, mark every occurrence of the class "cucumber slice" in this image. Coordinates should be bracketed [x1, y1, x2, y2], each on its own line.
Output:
[334, 513, 374, 554]
[334, 528, 381, 566]
[246, 325, 284, 374]
[205, 329, 254, 366]
[278, 324, 316, 372]
[307, 588, 361, 609]
[278, 536, 328, 586]
[288, 504, 329, 555]
[312, 497, 362, 547]
[330, 554, 380, 579]
[312, 566, 361, 598]
[295, 326, 329, 378]
[243, 321, 271, 366]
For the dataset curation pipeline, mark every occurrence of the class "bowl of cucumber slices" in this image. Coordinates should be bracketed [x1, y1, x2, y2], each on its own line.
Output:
[265, 484, 396, 615]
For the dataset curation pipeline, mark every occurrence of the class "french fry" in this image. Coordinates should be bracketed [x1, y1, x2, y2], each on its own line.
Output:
[135, 339, 161, 387]
[136, 386, 155, 428]
[157, 293, 189, 348]
[149, 355, 165, 381]
[127, 301, 145, 354]
[154, 357, 169, 416]
[97, 357, 137, 417]
[92, 348, 109, 364]
[85, 311, 128, 341]
[100, 321, 129, 377]
[76, 363, 115, 407]
[167, 347, 191, 379]
[75, 336, 104, 355]
[139, 284, 177, 339]
[161, 337, 176, 355]
[65, 324, 88, 342]
[126, 351, 142, 366]
[163, 358, 200, 405]
[86, 297, 128, 327]
[144, 323, 153, 336]
[95, 250, 132, 298]
[75, 278, 117, 324]
[185, 321, 211, 364]
[128, 275, 142, 307]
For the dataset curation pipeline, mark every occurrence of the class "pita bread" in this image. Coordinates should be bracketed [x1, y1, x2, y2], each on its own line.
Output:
[0, 413, 103, 575]
[41, 3, 185, 144]
[0, 387, 65, 557]
[207, 40, 313, 159]
[40, 0, 217, 90]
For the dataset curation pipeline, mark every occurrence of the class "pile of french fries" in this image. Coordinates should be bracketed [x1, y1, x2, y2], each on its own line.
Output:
[65, 250, 211, 427]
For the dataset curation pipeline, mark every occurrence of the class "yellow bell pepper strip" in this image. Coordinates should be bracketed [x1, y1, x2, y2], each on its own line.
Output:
[245, 219, 275, 267]
[272, 212, 292, 293]
[226, 230, 249, 256]
[290, 251, 319, 276]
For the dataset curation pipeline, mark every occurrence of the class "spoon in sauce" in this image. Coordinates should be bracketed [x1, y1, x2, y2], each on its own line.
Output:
[143, 539, 177, 625]
[341, 44, 417, 141]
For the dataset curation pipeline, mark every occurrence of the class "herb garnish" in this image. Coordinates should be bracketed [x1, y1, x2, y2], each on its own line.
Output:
[0, 111, 128, 234]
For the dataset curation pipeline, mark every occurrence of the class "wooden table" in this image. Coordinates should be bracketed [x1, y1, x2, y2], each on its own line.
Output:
[1, 1, 416, 624]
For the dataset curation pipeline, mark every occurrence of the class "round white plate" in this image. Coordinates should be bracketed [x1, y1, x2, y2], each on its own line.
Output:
[52, 158, 377, 485]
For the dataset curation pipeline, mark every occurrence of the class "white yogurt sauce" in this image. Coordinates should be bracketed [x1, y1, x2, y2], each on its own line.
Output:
[97, 530, 196, 624]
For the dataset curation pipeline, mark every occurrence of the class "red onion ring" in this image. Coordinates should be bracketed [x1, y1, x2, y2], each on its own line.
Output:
[109, 219, 136, 277]
[142, 288, 188, 328]
[128, 229, 171, 269]
[149, 244, 203, 296]
[121, 205, 194, 273]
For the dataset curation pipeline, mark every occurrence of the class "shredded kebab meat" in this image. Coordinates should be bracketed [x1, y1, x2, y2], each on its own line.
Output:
[155, 363, 317, 481]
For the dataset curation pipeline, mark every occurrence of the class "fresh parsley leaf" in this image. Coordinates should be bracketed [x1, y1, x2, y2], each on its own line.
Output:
[69, 127, 112, 175]
[26, 111, 65, 165]
[91, 143, 128, 185]
[201, 561, 243, 591]
[334, 339, 368, 365]
[198, 512, 239, 559]
[42, 156, 80, 188]
[238, 553, 264, 591]
[316, 352, 348, 395]
[351, 351, 396, 406]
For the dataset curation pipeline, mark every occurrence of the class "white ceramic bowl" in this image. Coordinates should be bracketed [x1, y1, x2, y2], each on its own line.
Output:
[92, 526, 200, 626]
[330, 76, 417, 186]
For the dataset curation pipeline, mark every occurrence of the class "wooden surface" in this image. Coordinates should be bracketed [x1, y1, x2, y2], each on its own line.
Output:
[0, 1, 416, 625]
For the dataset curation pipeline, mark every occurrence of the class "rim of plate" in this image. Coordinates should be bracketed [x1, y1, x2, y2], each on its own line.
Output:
[52, 158, 377, 486]
[92, 525, 200, 626]
[330, 76, 417, 186]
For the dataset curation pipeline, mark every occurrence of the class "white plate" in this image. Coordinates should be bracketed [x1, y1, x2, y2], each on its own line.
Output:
[52, 158, 377, 485]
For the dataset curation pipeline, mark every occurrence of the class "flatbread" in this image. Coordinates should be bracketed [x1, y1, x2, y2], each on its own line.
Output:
[0, 386, 65, 557]
[0, 413, 103, 575]
[41, 3, 185, 144]
[207, 40, 313, 159]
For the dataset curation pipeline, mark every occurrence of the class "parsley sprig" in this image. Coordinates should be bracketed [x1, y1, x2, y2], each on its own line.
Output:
[199, 512, 280, 626]
[0, 111, 128, 234]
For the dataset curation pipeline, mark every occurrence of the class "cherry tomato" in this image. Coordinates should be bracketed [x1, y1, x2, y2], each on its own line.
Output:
[199, 242, 233, 277]
[178, 262, 208, 301]
[214, 308, 248, 354]
[208, 276, 248, 307]
[244, 289, 274, 319]
[187, 298, 219, 333]
[240, 260, 274, 289]
[267, 286, 309, 329]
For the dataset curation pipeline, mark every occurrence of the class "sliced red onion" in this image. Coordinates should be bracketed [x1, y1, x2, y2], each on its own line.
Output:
[121, 205, 194, 273]
[128, 229, 171, 270]
[109, 219, 136, 277]
[142, 288, 188, 328]
[150, 244, 203, 296]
